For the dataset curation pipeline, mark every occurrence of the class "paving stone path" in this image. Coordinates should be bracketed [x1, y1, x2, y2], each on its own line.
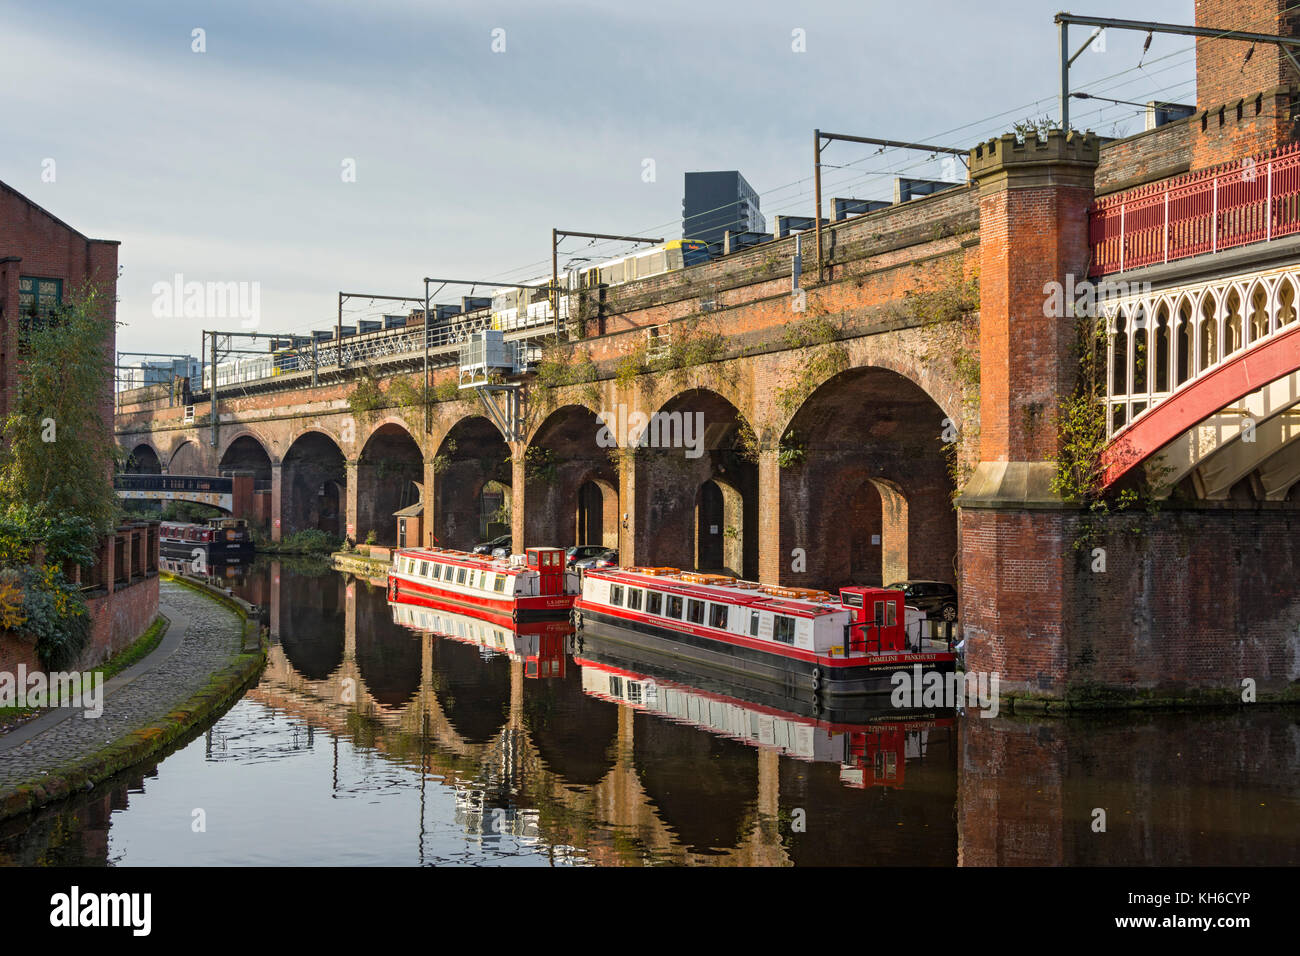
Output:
[0, 581, 244, 797]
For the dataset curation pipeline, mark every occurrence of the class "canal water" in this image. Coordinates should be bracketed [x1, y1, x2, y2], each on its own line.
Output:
[1, 559, 1297, 866]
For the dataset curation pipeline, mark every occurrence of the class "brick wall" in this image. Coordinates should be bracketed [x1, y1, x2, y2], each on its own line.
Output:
[964, 507, 1300, 698]
[1094, 119, 1192, 195]
[1191, 0, 1300, 170]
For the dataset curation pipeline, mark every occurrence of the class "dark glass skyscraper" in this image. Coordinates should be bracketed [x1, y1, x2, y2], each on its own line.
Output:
[682, 171, 765, 248]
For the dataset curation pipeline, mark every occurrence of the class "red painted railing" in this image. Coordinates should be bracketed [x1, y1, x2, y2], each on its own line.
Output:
[1089, 142, 1300, 277]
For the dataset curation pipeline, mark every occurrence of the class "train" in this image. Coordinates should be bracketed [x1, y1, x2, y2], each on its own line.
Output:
[200, 237, 712, 392]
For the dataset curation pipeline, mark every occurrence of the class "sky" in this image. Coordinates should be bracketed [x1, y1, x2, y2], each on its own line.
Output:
[1, 0, 1203, 360]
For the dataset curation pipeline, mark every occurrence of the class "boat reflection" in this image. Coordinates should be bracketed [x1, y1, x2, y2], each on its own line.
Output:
[574, 632, 954, 792]
[389, 598, 572, 679]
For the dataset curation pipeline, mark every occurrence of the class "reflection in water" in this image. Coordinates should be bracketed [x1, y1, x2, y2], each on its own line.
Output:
[1, 559, 1296, 866]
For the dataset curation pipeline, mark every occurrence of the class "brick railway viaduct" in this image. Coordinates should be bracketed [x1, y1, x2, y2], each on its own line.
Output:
[118, 3, 1300, 703]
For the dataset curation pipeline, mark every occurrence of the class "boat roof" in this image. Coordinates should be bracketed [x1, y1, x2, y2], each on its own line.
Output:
[396, 546, 525, 575]
[587, 568, 858, 619]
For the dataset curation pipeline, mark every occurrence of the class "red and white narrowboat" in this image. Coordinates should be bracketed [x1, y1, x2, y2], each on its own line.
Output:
[387, 545, 578, 626]
[574, 568, 956, 700]
[389, 600, 571, 679]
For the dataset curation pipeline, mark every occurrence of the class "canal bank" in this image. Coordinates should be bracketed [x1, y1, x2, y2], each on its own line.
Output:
[0, 575, 265, 822]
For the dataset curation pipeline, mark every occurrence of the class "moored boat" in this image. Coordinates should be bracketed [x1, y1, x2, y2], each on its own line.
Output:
[387, 545, 579, 626]
[159, 517, 254, 564]
[574, 568, 957, 701]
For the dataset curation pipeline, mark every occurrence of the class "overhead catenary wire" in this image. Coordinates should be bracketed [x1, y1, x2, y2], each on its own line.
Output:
[168, 2, 1300, 350]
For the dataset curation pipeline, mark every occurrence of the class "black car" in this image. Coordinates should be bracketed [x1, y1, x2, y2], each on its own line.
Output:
[472, 533, 512, 555]
[885, 580, 958, 622]
[566, 544, 608, 566]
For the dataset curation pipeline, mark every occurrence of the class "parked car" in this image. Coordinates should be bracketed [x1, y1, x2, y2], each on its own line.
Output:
[566, 544, 608, 567]
[472, 534, 511, 555]
[885, 580, 958, 622]
[574, 548, 618, 571]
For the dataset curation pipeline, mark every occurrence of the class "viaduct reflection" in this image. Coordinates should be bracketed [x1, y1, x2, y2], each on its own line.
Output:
[6, 563, 1295, 867]
[247, 565, 961, 865]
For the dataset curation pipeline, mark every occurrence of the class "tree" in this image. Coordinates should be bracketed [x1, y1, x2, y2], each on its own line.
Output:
[0, 280, 120, 544]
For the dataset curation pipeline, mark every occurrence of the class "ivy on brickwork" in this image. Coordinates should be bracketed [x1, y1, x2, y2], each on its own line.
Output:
[532, 341, 601, 412]
[734, 420, 807, 470]
[346, 373, 385, 418]
[610, 317, 730, 400]
[1049, 315, 1164, 549]
[347, 372, 462, 423]
[899, 257, 981, 503]
[773, 313, 849, 418]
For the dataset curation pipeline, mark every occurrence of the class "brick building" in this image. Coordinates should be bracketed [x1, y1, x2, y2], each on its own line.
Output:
[0, 180, 159, 672]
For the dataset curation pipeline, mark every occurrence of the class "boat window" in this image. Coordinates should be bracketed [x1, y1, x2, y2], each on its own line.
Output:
[687, 599, 705, 624]
[493, 574, 506, 593]
[666, 595, 683, 618]
[419, 562, 429, 577]
[709, 604, 728, 629]
[457, 567, 467, 585]
[842, 592, 862, 608]
[627, 588, 642, 611]
[432, 563, 443, 580]
[627, 681, 642, 705]
[750, 611, 760, 636]
[773, 615, 796, 644]
[609, 585, 624, 607]
[646, 591, 663, 615]
[609, 675, 623, 697]
[886, 601, 896, 626]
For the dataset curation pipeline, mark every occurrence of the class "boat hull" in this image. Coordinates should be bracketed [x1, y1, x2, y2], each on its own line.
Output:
[389, 574, 574, 626]
[160, 539, 254, 563]
[575, 607, 954, 700]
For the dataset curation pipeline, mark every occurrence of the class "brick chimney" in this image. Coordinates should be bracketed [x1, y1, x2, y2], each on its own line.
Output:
[1192, 0, 1300, 169]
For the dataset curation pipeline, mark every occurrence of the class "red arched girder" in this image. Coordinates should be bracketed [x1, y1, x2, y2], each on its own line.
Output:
[1101, 323, 1300, 489]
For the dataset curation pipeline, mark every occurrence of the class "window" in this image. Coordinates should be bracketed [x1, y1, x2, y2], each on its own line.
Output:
[493, 574, 506, 593]
[627, 588, 642, 611]
[750, 611, 760, 636]
[686, 599, 705, 624]
[609, 585, 624, 607]
[842, 592, 862, 608]
[609, 675, 624, 697]
[18, 276, 63, 320]
[666, 595, 683, 618]
[457, 567, 467, 585]
[431, 563, 441, 580]
[419, 561, 430, 577]
[709, 604, 728, 629]
[646, 591, 663, 615]
[773, 615, 796, 645]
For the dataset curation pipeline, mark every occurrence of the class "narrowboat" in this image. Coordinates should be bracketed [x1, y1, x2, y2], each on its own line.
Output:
[387, 546, 579, 626]
[159, 517, 255, 564]
[576, 646, 955, 790]
[389, 600, 572, 679]
[574, 568, 957, 701]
